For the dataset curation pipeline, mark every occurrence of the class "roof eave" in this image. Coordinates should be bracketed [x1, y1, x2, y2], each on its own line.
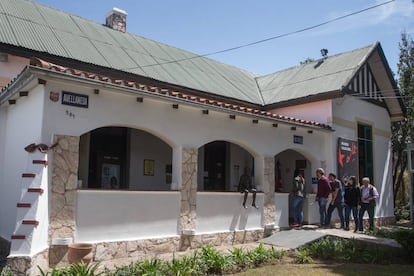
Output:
[264, 90, 343, 110]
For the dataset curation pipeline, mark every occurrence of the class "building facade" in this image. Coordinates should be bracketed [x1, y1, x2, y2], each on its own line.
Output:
[0, 0, 404, 274]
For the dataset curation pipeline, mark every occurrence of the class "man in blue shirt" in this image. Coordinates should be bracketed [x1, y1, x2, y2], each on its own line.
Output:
[326, 173, 345, 229]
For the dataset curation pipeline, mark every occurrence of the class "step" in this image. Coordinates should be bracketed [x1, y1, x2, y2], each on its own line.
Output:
[11, 235, 26, 240]
[22, 173, 36, 178]
[28, 188, 44, 194]
[32, 160, 48, 166]
[17, 203, 31, 208]
[22, 220, 39, 226]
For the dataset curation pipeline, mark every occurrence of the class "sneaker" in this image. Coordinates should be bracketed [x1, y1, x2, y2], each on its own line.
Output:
[290, 223, 299, 227]
[252, 204, 259, 209]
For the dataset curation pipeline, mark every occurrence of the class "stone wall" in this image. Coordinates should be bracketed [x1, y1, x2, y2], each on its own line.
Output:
[263, 157, 276, 227]
[179, 148, 197, 233]
[49, 135, 79, 243]
[89, 229, 264, 262]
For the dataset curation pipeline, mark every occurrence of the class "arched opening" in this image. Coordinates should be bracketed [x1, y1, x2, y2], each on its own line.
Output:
[78, 126, 173, 191]
[197, 141, 254, 192]
[274, 149, 313, 225]
[274, 149, 312, 194]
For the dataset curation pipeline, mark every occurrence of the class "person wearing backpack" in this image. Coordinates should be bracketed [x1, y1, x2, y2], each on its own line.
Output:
[358, 177, 379, 232]
[326, 173, 345, 229]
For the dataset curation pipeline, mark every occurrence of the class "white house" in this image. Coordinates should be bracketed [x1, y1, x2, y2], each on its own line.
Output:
[0, 0, 404, 275]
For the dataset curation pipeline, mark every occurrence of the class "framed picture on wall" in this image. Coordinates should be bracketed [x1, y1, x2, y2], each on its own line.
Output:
[143, 159, 155, 176]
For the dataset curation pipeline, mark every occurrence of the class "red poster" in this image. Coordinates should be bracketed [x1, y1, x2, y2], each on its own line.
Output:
[337, 138, 358, 181]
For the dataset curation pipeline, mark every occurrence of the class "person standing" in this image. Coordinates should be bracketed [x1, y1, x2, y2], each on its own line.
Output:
[358, 177, 379, 232]
[291, 169, 306, 227]
[343, 176, 360, 232]
[238, 167, 258, 208]
[315, 168, 331, 227]
[326, 173, 345, 229]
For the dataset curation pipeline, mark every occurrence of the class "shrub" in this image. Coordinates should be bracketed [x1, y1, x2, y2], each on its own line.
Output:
[196, 245, 228, 275]
[373, 228, 414, 259]
[228, 247, 252, 270]
[301, 237, 390, 264]
[294, 249, 313, 264]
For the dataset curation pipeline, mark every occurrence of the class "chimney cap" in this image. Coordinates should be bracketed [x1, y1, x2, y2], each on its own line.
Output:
[106, 7, 128, 17]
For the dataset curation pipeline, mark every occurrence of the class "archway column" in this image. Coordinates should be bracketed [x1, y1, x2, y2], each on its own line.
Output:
[255, 156, 275, 227]
[178, 147, 198, 234]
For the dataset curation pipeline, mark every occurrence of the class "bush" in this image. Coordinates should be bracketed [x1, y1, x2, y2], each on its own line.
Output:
[36, 244, 286, 276]
[301, 237, 391, 264]
[373, 228, 414, 259]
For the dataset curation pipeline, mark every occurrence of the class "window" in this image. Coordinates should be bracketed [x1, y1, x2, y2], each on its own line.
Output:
[358, 124, 373, 183]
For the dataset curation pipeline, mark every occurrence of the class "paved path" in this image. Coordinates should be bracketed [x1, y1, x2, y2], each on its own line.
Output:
[261, 226, 402, 249]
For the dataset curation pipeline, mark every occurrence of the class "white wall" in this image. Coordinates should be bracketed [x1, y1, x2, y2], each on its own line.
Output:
[129, 129, 172, 190]
[0, 106, 7, 238]
[0, 85, 45, 240]
[41, 78, 330, 161]
[0, 55, 28, 87]
[196, 192, 263, 233]
[332, 95, 394, 218]
[270, 100, 333, 125]
[76, 190, 180, 242]
[274, 193, 289, 227]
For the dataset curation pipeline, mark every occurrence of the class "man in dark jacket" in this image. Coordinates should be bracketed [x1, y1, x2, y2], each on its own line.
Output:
[315, 168, 331, 227]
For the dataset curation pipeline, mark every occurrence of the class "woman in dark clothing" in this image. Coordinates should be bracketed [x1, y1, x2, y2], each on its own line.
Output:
[343, 176, 360, 231]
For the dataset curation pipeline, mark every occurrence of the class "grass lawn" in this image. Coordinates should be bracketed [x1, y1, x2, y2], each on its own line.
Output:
[233, 262, 414, 276]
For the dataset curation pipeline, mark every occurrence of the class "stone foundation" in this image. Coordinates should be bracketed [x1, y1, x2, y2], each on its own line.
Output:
[3, 249, 48, 276]
[93, 229, 266, 262]
[1, 216, 397, 275]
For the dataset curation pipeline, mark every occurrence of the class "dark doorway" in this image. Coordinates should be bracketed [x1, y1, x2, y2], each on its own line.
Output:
[88, 127, 128, 189]
[204, 141, 226, 191]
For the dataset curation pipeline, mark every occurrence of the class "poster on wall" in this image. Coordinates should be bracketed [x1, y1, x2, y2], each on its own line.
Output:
[337, 138, 358, 181]
[102, 163, 120, 189]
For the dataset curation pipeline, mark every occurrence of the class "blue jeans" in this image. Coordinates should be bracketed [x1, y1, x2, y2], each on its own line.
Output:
[326, 202, 344, 227]
[344, 204, 358, 230]
[292, 196, 304, 224]
[318, 197, 328, 225]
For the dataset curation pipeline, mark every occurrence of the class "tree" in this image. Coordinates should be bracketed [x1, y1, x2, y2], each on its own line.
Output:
[392, 32, 414, 206]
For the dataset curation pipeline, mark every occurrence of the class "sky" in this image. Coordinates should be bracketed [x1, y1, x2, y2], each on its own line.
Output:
[33, 0, 413, 77]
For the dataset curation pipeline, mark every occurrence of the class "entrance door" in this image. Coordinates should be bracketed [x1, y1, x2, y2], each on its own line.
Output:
[88, 127, 127, 189]
[204, 141, 226, 191]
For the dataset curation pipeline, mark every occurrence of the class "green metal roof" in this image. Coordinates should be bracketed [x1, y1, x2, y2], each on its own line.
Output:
[0, 0, 261, 103]
[0, 0, 389, 108]
[257, 45, 374, 104]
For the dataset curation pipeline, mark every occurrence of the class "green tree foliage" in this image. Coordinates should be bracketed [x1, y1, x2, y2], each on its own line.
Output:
[392, 32, 414, 205]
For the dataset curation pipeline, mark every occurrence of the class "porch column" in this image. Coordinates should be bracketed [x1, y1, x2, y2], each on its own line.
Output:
[178, 147, 198, 233]
[49, 135, 79, 263]
[263, 156, 276, 226]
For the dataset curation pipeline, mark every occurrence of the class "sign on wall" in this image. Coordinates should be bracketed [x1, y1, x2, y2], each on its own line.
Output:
[293, 135, 303, 144]
[61, 91, 89, 108]
[337, 137, 358, 180]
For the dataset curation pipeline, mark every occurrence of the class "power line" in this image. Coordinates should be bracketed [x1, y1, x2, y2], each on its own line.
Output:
[124, 0, 396, 70]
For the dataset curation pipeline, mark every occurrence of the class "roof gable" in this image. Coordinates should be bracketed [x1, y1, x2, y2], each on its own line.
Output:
[256, 45, 374, 105]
